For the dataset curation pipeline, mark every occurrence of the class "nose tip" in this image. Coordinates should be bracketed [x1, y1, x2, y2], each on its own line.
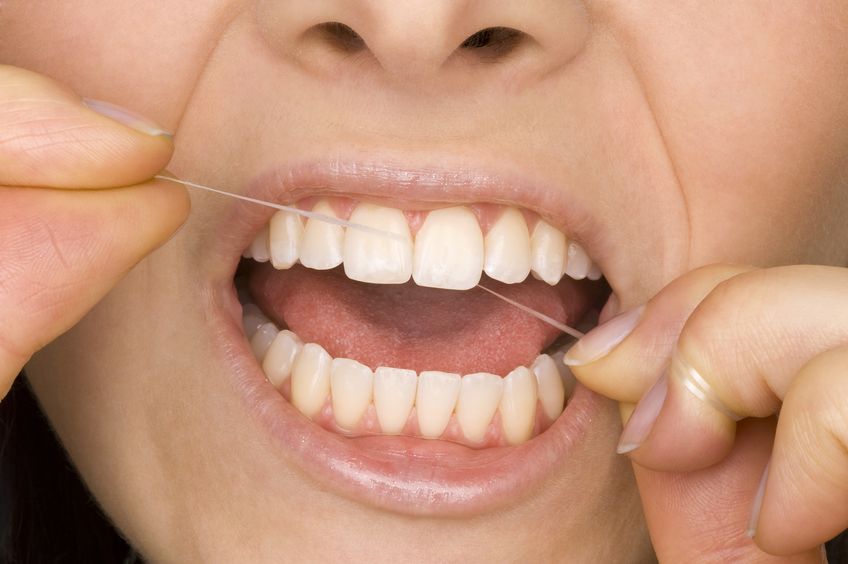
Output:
[261, 0, 591, 84]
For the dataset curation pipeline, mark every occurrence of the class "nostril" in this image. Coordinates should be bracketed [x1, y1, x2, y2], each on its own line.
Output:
[459, 27, 524, 57]
[311, 22, 367, 53]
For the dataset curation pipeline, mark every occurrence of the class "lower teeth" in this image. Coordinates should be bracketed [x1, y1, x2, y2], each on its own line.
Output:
[243, 302, 576, 447]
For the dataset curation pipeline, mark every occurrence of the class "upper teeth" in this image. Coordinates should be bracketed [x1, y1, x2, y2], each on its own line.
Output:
[244, 199, 602, 288]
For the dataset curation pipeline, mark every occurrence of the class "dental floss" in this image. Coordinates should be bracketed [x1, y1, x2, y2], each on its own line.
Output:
[154, 175, 405, 242]
[475, 284, 585, 339]
[157, 174, 587, 339]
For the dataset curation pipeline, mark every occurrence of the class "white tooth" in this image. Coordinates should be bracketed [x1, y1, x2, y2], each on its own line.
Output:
[262, 330, 303, 389]
[270, 210, 304, 270]
[415, 371, 461, 438]
[564, 241, 591, 280]
[550, 350, 578, 398]
[373, 367, 417, 434]
[456, 372, 503, 443]
[249, 225, 271, 263]
[242, 303, 269, 339]
[586, 262, 603, 281]
[330, 358, 373, 430]
[530, 220, 567, 286]
[531, 354, 565, 421]
[291, 343, 332, 419]
[413, 206, 484, 290]
[299, 200, 344, 270]
[250, 322, 279, 361]
[484, 208, 532, 284]
[499, 366, 538, 445]
[343, 203, 413, 284]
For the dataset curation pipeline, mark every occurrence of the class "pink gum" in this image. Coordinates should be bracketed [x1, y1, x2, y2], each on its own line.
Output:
[295, 196, 541, 237]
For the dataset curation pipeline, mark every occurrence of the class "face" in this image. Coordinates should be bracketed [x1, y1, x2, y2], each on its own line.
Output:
[6, 1, 848, 560]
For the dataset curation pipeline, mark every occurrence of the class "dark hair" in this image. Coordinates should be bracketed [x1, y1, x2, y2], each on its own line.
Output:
[1, 373, 846, 562]
[0, 374, 130, 563]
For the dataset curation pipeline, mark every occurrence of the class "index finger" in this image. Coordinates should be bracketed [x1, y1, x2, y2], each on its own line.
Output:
[0, 64, 173, 188]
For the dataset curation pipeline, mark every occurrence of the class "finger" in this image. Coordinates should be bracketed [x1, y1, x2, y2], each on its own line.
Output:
[0, 181, 190, 396]
[634, 417, 824, 563]
[623, 266, 848, 471]
[0, 64, 172, 188]
[564, 264, 754, 402]
[755, 344, 848, 555]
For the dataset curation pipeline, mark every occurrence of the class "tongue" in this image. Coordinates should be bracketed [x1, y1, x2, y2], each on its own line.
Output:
[249, 264, 599, 376]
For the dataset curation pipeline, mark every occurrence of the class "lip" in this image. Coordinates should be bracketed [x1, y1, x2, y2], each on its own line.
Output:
[202, 155, 609, 515]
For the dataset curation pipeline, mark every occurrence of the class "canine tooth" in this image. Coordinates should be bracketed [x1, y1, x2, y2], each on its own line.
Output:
[262, 330, 303, 389]
[530, 220, 567, 286]
[299, 200, 344, 270]
[456, 372, 503, 443]
[484, 208, 532, 284]
[416, 371, 461, 438]
[499, 366, 538, 445]
[564, 241, 591, 280]
[343, 203, 413, 284]
[586, 262, 603, 281]
[413, 206, 484, 290]
[270, 210, 304, 269]
[330, 358, 373, 430]
[531, 354, 565, 421]
[250, 322, 278, 361]
[249, 225, 271, 263]
[242, 304, 270, 339]
[291, 343, 332, 419]
[373, 367, 417, 434]
[550, 351, 579, 398]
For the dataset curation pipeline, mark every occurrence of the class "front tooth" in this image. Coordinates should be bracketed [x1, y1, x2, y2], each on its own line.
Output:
[249, 225, 271, 263]
[484, 208, 532, 284]
[456, 372, 503, 443]
[550, 351, 579, 397]
[531, 354, 565, 421]
[413, 206, 484, 290]
[373, 367, 417, 434]
[262, 330, 303, 389]
[530, 220, 567, 286]
[242, 303, 270, 339]
[299, 200, 344, 270]
[343, 203, 413, 284]
[291, 343, 332, 419]
[270, 210, 304, 270]
[250, 322, 279, 361]
[416, 371, 461, 438]
[564, 241, 591, 280]
[499, 366, 538, 445]
[586, 262, 603, 281]
[330, 358, 373, 430]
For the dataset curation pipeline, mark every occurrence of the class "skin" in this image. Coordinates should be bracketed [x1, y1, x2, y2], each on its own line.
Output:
[1, 1, 847, 561]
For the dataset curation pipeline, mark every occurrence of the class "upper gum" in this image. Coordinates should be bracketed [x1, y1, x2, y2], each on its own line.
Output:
[293, 195, 544, 238]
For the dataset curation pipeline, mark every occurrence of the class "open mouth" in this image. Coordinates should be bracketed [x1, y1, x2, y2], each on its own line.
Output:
[207, 159, 612, 514]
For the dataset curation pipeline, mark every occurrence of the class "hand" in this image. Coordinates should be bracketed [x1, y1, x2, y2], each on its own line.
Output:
[565, 264, 848, 562]
[0, 65, 189, 398]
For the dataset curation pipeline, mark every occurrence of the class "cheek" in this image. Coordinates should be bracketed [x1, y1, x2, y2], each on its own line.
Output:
[605, 2, 848, 265]
[0, 0, 235, 130]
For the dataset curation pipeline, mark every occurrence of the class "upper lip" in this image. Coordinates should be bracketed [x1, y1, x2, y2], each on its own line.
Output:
[206, 151, 613, 285]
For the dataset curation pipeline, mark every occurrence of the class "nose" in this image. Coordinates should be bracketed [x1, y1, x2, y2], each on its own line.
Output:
[258, 0, 590, 83]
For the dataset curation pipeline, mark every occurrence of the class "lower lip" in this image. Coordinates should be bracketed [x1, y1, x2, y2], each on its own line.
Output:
[209, 283, 603, 516]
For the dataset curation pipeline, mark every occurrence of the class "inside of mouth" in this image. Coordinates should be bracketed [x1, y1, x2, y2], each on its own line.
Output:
[237, 197, 611, 449]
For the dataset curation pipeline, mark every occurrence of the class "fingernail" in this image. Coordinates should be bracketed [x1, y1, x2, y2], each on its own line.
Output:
[616, 372, 667, 454]
[83, 98, 173, 138]
[746, 459, 770, 539]
[563, 305, 645, 367]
